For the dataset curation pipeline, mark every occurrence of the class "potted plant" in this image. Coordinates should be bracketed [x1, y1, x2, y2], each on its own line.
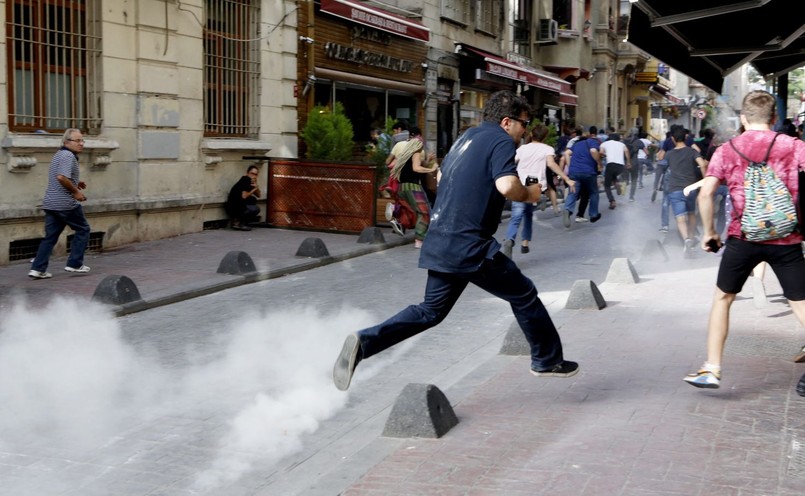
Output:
[268, 102, 377, 233]
[300, 102, 354, 160]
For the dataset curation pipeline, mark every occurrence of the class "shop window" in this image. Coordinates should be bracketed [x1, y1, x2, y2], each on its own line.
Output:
[203, 0, 260, 137]
[6, 0, 102, 133]
[476, 0, 501, 36]
[459, 90, 488, 131]
[441, 0, 471, 26]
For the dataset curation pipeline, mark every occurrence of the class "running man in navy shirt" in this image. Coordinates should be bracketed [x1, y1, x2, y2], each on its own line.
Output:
[334, 91, 579, 390]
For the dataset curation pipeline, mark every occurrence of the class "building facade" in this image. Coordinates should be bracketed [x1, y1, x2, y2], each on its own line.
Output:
[0, 0, 732, 267]
[0, 0, 298, 265]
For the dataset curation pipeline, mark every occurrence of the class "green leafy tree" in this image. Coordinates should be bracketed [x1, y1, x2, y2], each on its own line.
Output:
[301, 102, 354, 160]
[528, 119, 558, 147]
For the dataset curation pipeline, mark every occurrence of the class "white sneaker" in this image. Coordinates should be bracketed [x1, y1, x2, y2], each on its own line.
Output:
[28, 269, 53, 279]
[389, 219, 405, 236]
[384, 202, 394, 222]
[64, 265, 91, 273]
[575, 217, 589, 223]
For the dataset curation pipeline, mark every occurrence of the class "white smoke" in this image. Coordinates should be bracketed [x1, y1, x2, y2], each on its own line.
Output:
[0, 297, 374, 492]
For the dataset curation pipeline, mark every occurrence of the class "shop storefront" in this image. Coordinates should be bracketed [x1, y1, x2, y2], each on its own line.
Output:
[298, 0, 430, 150]
[455, 44, 578, 131]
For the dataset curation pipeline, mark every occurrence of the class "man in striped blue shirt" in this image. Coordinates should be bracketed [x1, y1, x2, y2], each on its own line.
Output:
[29, 129, 92, 279]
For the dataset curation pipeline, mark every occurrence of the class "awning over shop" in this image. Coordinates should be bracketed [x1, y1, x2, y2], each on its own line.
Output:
[320, 0, 430, 43]
[456, 44, 573, 96]
[559, 93, 578, 106]
[627, 0, 805, 93]
[543, 65, 592, 83]
[649, 87, 684, 105]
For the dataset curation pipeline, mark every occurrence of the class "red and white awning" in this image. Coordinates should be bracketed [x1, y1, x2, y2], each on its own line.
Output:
[320, 0, 430, 43]
[458, 45, 573, 95]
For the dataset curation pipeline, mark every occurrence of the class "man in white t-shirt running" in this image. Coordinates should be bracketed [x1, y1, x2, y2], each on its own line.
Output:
[598, 133, 631, 209]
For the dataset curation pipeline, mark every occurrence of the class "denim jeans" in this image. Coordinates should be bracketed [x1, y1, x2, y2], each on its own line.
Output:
[356, 253, 565, 370]
[564, 173, 600, 218]
[661, 191, 670, 228]
[31, 206, 90, 272]
[505, 201, 534, 242]
[668, 190, 697, 218]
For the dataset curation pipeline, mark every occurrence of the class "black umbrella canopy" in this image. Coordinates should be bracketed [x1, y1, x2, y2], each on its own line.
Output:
[627, 0, 805, 93]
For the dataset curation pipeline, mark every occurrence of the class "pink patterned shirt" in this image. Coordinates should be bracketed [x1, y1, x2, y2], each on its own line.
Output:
[707, 130, 805, 244]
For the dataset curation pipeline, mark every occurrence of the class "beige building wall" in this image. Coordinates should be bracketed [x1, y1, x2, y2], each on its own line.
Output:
[0, 0, 298, 266]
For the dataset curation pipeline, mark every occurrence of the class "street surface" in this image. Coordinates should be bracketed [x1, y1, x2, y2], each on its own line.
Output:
[1, 183, 803, 495]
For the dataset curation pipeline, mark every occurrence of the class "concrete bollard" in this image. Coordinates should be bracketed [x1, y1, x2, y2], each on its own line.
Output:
[92, 275, 142, 305]
[295, 237, 330, 258]
[216, 250, 256, 275]
[357, 227, 386, 244]
[565, 279, 607, 310]
[382, 383, 459, 439]
[641, 239, 669, 262]
[499, 320, 529, 356]
[605, 258, 640, 284]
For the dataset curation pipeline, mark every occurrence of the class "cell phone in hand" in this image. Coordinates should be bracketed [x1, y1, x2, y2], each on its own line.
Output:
[525, 176, 539, 186]
[706, 239, 721, 253]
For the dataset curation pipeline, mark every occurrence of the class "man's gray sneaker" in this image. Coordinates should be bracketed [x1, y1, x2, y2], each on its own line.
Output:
[28, 269, 53, 279]
[501, 239, 514, 258]
[333, 333, 362, 391]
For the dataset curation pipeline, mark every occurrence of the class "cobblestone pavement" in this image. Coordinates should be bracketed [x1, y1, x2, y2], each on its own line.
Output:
[1, 184, 803, 495]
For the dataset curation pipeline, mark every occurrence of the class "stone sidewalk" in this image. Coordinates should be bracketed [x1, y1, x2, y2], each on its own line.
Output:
[0, 225, 412, 316]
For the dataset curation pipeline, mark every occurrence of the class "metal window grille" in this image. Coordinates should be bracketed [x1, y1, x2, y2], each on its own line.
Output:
[203, 0, 260, 138]
[66, 231, 103, 253]
[9, 238, 43, 262]
[5, 0, 102, 133]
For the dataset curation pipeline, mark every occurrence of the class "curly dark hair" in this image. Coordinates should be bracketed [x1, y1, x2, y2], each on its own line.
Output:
[482, 90, 532, 124]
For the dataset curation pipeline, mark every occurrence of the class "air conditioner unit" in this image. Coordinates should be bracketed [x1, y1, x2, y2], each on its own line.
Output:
[536, 19, 558, 44]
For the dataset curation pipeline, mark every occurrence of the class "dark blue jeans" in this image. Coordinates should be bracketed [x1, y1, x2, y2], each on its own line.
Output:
[356, 252, 565, 370]
[564, 173, 600, 218]
[32, 206, 90, 272]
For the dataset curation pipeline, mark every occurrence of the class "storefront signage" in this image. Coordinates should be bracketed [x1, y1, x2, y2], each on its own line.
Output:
[324, 42, 414, 73]
[320, 0, 430, 43]
[635, 72, 658, 83]
[459, 44, 572, 96]
[486, 61, 568, 93]
[351, 25, 391, 45]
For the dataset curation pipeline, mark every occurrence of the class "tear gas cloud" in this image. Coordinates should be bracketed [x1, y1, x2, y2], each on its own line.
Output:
[0, 296, 375, 492]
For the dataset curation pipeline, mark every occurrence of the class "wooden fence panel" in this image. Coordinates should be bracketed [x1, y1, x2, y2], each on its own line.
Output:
[267, 159, 377, 233]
